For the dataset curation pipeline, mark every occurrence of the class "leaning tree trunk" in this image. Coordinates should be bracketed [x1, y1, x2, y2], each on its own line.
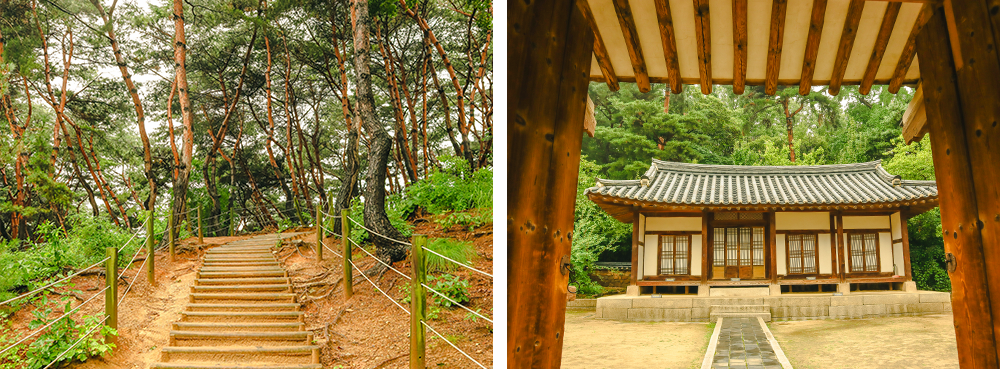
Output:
[330, 5, 359, 234]
[170, 0, 194, 237]
[352, 0, 407, 264]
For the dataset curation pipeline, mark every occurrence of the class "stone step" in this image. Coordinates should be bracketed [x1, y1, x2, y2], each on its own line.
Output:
[190, 293, 295, 302]
[185, 303, 299, 311]
[198, 271, 286, 278]
[710, 305, 771, 322]
[192, 284, 292, 292]
[196, 278, 290, 285]
[170, 330, 312, 342]
[172, 322, 304, 331]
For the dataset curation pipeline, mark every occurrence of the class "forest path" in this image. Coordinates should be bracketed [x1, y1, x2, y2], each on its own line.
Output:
[150, 232, 321, 369]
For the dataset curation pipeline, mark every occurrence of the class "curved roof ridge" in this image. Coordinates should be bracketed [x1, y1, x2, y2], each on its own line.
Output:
[650, 159, 883, 175]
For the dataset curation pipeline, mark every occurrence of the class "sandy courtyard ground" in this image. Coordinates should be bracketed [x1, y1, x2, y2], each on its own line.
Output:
[769, 313, 959, 369]
[561, 309, 712, 369]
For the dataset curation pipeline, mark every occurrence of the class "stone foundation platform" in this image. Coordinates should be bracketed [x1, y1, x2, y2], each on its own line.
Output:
[594, 291, 951, 322]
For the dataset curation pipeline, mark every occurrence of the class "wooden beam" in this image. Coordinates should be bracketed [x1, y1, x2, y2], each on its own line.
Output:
[836, 212, 846, 281]
[889, 4, 932, 93]
[584, 95, 597, 138]
[701, 211, 709, 285]
[899, 208, 912, 280]
[829, 0, 866, 96]
[800, 0, 829, 95]
[902, 83, 928, 143]
[765, 0, 788, 95]
[580, 0, 620, 91]
[769, 211, 777, 283]
[917, 4, 999, 365]
[508, 0, 593, 365]
[654, 0, 683, 93]
[693, 0, 712, 94]
[860, 2, 902, 95]
[732, 0, 748, 94]
[612, 0, 651, 92]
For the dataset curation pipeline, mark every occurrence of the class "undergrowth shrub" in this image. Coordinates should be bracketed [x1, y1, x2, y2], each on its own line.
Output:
[425, 238, 477, 272]
[346, 198, 412, 247]
[435, 209, 491, 231]
[399, 155, 492, 215]
[20, 295, 116, 369]
[427, 274, 469, 308]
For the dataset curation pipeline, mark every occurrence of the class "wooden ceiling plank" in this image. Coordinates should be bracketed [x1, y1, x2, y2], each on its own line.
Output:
[765, 0, 789, 95]
[693, 0, 713, 94]
[733, 0, 748, 94]
[612, 0, 651, 92]
[829, 0, 866, 96]
[889, 4, 932, 93]
[859, 2, 902, 95]
[799, 0, 829, 95]
[654, 0, 683, 93]
[580, 0, 621, 91]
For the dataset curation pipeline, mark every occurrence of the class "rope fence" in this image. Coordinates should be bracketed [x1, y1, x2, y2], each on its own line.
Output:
[307, 206, 492, 368]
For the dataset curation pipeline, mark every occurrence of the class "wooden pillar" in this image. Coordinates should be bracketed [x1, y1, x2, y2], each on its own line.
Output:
[630, 209, 640, 284]
[899, 208, 913, 281]
[829, 213, 838, 277]
[836, 212, 846, 282]
[701, 210, 709, 285]
[508, 0, 593, 366]
[768, 211, 777, 283]
[917, 3, 1000, 365]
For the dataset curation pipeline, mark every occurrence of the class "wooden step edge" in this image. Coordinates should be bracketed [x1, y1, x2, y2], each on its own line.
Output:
[172, 322, 304, 330]
[169, 330, 313, 343]
[150, 363, 321, 369]
[191, 284, 292, 290]
[186, 303, 299, 309]
[181, 311, 303, 317]
[195, 278, 290, 285]
[161, 345, 318, 354]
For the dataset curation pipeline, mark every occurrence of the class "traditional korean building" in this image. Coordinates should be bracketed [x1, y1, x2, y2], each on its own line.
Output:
[586, 159, 939, 296]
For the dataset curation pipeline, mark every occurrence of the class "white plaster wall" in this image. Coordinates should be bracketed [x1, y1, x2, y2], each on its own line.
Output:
[645, 217, 702, 231]
[880, 232, 893, 273]
[643, 234, 658, 277]
[891, 212, 902, 239]
[893, 242, 905, 276]
[776, 236, 787, 275]
[691, 235, 702, 276]
[637, 244, 644, 280]
[818, 233, 832, 274]
[775, 212, 830, 230]
[843, 215, 891, 230]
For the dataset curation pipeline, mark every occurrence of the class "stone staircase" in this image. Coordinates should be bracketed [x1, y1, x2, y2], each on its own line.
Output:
[151, 233, 321, 369]
[709, 305, 772, 322]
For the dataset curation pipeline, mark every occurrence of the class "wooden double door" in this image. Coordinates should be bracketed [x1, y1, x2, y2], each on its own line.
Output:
[712, 227, 766, 280]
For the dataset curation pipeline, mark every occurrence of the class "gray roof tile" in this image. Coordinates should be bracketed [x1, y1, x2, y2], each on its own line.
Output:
[586, 160, 938, 207]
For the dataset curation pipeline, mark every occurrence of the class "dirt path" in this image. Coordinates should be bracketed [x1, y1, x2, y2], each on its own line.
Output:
[561, 309, 712, 369]
[768, 314, 959, 369]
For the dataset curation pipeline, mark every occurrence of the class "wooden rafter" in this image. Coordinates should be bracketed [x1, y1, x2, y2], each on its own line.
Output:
[580, 0, 620, 91]
[732, 0, 748, 94]
[829, 0, 866, 96]
[799, 0, 828, 95]
[889, 4, 932, 93]
[654, 0, 683, 93]
[765, 0, 788, 95]
[693, 0, 712, 94]
[612, 0, 651, 92]
[859, 2, 901, 95]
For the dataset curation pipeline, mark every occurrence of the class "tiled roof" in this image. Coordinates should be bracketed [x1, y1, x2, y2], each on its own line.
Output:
[585, 160, 938, 207]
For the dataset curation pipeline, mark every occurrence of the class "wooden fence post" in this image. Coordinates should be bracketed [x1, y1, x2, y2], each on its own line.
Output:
[198, 206, 203, 244]
[343, 208, 352, 300]
[229, 208, 236, 236]
[315, 203, 323, 261]
[105, 246, 118, 345]
[410, 234, 427, 369]
[168, 205, 175, 262]
[146, 210, 155, 286]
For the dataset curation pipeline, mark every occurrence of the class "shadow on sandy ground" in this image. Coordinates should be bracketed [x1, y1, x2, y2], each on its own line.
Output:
[769, 313, 959, 369]
[561, 309, 712, 369]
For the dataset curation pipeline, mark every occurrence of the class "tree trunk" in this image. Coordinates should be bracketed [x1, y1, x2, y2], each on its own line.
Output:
[331, 5, 360, 234]
[170, 0, 195, 238]
[353, 0, 407, 264]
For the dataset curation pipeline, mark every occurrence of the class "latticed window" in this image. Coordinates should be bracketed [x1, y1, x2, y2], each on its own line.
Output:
[713, 228, 725, 267]
[659, 235, 690, 275]
[714, 212, 763, 221]
[849, 233, 879, 272]
[713, 227, 765, 268]
[787, 234, 818, 274]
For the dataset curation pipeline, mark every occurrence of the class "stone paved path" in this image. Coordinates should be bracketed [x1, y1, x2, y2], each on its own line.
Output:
[711, 317, 783, 369]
